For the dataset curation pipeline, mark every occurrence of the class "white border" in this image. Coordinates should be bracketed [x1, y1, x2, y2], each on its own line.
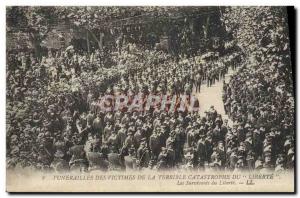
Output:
[0, 1, 298, 197]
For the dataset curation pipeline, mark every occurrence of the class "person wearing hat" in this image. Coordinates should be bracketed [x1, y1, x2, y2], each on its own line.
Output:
[50, 150, 69, 173]
[195, 71, 202, 93]
[69, 144, 88, 172]
[196, 135, 206, 170]
[204, 135, 213, 163]
[92, 113, 103, 137]
[216, 141, 226, 167]
[136, 141, 150, 169]
[123, 130, 134, 148]
[286, 147, 294, 170]
[157, 147, 168, 170]
[103, 123, 113, 142]
[133, 128, 144, 149]
[233, 156, 245, 173]
[124, 145, 137, 171]
[36, 145, 52, 169]
[163, 140, 176, 169]
[186, 128, 195, 148]
[107, 129, 119, 151]
[116, 125, 127, 148]
[107, 145, 122, 171]
[220, 119, 228, 139]
[212, 124, 222, 144]
[253, 128, 263, 158]
[174, 126, 185, 163]
[209, 152, 222, 171]
[236, 125, 246, 143]
[149, 131, 161, 160]
[88, 152, 109, 172]
[228, 148, 238, 171]
[246, 150, 255, 171]
[183, 148, 195, 171]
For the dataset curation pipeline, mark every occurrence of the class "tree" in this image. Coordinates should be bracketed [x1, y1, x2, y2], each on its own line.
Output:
[7, 6, 57, 58]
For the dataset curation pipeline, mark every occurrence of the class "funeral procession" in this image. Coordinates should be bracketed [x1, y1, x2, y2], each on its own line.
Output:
[6, 6, 294, 174]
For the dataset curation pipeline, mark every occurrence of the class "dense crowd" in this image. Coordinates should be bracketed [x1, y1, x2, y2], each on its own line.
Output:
[221, 6, 294, 172]
[223, 65, 294, 173]
[6, 7, 294, 173]
[6, 41, 246, 172]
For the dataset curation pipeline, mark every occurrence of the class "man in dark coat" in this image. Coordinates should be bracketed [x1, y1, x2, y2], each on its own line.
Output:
[196, 135, 206, 170]
[137, 141, 150, 169]
[50, 150, 69, 172]
[124, 146, 137, 170]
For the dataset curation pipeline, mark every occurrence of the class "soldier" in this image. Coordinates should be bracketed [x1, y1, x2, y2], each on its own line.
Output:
[86, 110, 95, 127]
[195, 71, 202, 93]
[186, 128, 195, 148]
[286, 148, 294, 170]
[228, 148, 238, 171]
[207, 69, 211, 87]
[216, 141, 226, 167]
[133, 128, 144, 149]
[124, 131, 134, 149]
[205, 135, 213, 163]
[50, 150, 69, 173]
[246, 150, 255, 171]
[260, 152, 274, 173]
[137, 141, 150, 169]
[69, 145, 88, 172]
[124, 146, 137, 171]
[107, 145, 122, 171]
[253, 129, 263, 158]
[210, 152, 222, 171]
[220, 119, 228, 139]
[233, 158, 245, 172]
[183, 150, 194, 170]
[103, 123, 113, 141]
[174, 126, 185, 163]
[92, 113, 103, 139]
[196, 135, 206, 170]
[107, 130, 119, 151]
[274, 153, 285, 173]
[157, 147, 168, 170]
[87, 152, 108, 172]
[149, 131, 161, 160]
[212, 125, 222, 144]
[117, 124, 127, 148]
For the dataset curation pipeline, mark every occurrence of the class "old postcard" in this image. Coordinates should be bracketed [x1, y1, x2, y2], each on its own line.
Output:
[6, 6, 295, 192]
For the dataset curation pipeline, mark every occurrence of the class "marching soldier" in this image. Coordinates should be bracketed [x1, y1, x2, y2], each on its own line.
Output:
[87, 152, 109, 172]
[137, 141, 150, 169]
[69, 145, 88, 172]
[157, 147, 168, 170]
[107, 146, 122, 171]
[196, 135, 206, 170]
[124, 146, 137, 170]
[92, 114, 103, 139]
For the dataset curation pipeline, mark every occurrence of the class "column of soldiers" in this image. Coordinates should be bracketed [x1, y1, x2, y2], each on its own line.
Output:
[7, 41, 293, 173]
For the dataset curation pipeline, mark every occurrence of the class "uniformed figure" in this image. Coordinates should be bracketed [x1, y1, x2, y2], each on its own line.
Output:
[69, 145, 88, 172]
[137, 141, 150, 169]
[87, 152, 108, 172]
[124, 146, 137, 170]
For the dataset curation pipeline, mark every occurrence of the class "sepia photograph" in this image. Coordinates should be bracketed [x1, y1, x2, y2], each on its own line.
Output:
[5, 5, 295, 192]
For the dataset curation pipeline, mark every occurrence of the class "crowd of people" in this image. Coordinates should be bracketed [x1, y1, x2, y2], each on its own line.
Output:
[6, 7, 294, 174]
[223, 65, 294, 173]
[6, 39, 246, 173]
[221, 7, 294, 172]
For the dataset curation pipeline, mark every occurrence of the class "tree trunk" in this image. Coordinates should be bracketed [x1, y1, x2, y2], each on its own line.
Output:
[87, 28, 102, 50]
[86, 30, 90, 54]
[30, 36, 42, 60]
[99, 32, 104, 50]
